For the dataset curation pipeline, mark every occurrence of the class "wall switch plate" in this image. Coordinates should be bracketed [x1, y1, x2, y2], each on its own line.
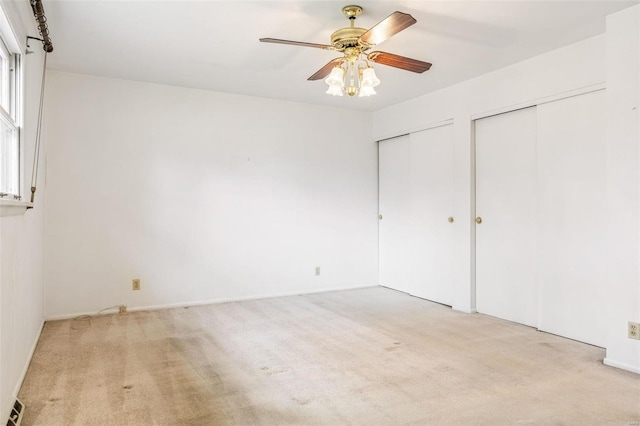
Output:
[132, 279, 141, 291]
[629, 322, 640, 340]
[315, 266, 320, 276]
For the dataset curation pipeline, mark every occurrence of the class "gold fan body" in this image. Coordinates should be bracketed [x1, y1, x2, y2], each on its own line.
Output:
[330, 27, 368, 51]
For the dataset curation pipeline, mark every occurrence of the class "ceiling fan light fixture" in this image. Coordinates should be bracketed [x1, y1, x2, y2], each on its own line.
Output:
[322, 57, 381, 97]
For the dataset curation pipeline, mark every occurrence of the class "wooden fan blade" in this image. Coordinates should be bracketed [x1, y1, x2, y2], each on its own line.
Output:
[308, 58, 343, 81]
[359, 12, 416, 46]
[368, 51, 432, 73]
[259, 38, 333, 50]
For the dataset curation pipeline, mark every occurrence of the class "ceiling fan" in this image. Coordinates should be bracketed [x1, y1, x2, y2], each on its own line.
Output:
[260, 5, 432, 97]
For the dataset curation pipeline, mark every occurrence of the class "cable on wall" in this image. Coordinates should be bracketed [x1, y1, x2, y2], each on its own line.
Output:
[29, 52, 47, 204]
[30, 0, 53, 52]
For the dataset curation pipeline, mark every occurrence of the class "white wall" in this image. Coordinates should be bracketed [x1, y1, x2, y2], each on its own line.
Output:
[603, 5, 640, 373]
[373, 6, 640, 373]
[0, 0, 46, 421]
[43, 72, 378, 318]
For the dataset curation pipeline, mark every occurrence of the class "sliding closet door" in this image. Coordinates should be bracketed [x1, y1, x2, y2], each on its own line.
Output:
[379, 135, 411, 293]
[408, 125, 455, 305]
[475, 107, 537, 327]
[536, 90, 606, 347]
[379, 127, 455, 302]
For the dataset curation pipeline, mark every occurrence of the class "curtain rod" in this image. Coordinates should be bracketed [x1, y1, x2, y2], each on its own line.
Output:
[30, 0, 53, 52]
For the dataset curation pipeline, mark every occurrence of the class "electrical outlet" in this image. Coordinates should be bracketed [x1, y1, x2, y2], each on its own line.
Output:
[315, 266, 321, 276]
[132, 279, 141, 291]
[629, 322, 640, 340]
[119, 305, 127, 314]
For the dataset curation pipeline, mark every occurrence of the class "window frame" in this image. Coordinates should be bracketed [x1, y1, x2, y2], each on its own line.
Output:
[0, 3, 27, 215]
[0, 34, 20, 197]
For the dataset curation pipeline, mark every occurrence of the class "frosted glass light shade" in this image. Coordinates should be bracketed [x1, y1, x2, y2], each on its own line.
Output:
[326, 85, 344, 96]
[361, 67, 380, 88]
[359, 86, 376, 97]
[325, 67, 345, 87]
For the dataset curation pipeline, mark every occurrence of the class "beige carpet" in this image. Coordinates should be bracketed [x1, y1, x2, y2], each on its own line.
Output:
[18, 287, 640, 425]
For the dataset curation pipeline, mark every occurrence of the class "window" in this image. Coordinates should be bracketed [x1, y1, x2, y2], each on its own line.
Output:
[0, 33, 20, 199]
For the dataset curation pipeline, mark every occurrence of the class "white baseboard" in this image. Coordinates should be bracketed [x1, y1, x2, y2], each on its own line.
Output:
[4, 319, 45, 422]
[45, 284, 378, 321]
[11, 319, 45, 396]
[603, 357, 640, 374]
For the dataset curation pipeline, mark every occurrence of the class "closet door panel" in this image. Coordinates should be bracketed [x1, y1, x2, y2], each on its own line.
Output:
[378, 135, 411, 293]
[408, 125, 455, 305]
[475, 107, 538, 327]
[536, 90, 607, 347]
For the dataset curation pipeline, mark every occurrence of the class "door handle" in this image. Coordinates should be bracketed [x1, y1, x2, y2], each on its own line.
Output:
[448, 217, 454, 223]
[475, 217, 482, 224]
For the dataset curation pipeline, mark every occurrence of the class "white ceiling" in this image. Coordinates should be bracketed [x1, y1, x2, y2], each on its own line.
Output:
[41, 0, 637, 111]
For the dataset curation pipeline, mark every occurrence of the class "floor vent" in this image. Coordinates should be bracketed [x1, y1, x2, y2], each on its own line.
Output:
[6, 398, 24, 426]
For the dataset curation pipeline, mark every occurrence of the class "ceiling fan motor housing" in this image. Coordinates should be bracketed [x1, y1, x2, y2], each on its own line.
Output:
[331, 27, 368, 50]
